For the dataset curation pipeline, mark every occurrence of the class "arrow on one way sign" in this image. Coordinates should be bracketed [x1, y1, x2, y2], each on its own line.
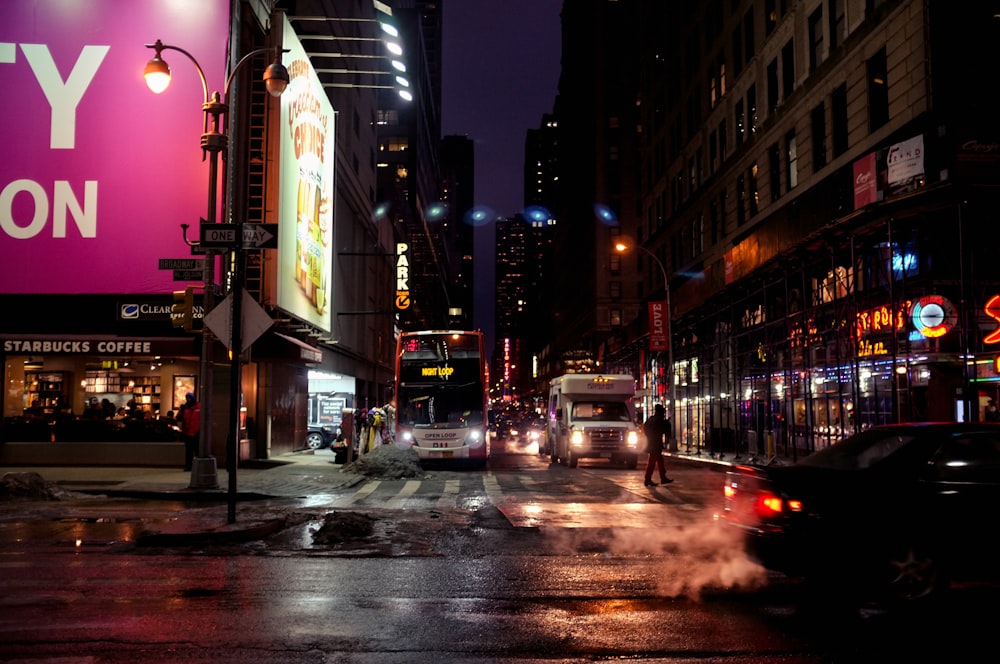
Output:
[243, 223, 278, 249]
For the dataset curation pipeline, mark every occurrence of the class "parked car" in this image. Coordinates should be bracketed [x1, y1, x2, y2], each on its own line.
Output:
[305, 424, 338, 451]
[720, 422, 1000, 605]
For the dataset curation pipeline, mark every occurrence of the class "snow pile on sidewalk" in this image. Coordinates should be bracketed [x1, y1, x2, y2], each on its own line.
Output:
[0, 472, 67, 501]
[342, 443, 425, 479]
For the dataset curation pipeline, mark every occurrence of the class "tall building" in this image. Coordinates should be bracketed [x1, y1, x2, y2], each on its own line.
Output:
[523, 114, 559, 396]
[439, 134, 475, 329]
[493, 214, 530, 402]
[546, 0, 643, 378]
[547, 0, 1000, 459]
[383, 0, 456, 332]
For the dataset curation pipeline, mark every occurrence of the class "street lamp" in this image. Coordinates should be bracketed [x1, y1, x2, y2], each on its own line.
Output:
[615, 240, 677, 449]
[144, 39, 289, 492]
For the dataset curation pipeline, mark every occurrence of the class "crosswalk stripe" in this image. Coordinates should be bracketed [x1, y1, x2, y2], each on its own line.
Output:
[332, 479, 381, 506]
[383, 480, 421, 508]
[437, 479, 460, 508]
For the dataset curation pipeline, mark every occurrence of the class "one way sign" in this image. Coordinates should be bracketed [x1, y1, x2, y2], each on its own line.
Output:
[243, 223, 278, 249]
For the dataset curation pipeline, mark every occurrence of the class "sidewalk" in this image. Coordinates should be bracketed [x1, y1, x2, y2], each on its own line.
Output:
[2, 448, 364, 498]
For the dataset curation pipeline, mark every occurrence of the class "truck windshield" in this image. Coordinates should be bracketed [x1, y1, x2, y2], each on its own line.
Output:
[571, 402, 631, 422]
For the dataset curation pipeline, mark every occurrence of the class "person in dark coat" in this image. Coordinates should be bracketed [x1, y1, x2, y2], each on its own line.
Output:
[642, 403, 673, 487]
[178, 392, 201, 471]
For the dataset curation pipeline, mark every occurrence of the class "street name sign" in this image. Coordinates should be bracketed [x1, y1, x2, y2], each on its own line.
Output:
[173, 269, 203, 281]
[158, 258, 202, 270]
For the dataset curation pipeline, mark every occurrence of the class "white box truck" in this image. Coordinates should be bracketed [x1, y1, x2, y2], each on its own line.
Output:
[545, 374, 641, 469]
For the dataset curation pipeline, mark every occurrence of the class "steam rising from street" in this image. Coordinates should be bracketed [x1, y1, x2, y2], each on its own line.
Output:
[529, 511, 768, 601]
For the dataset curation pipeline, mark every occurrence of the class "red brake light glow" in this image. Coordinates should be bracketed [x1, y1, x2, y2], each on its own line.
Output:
[757, 493, 783, 515]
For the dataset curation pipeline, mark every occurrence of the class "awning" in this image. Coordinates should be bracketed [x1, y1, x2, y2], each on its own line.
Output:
[251, 331, 323, 364]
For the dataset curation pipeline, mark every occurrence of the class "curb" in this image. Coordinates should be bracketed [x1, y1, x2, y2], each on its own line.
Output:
[136, 517, 287, 546]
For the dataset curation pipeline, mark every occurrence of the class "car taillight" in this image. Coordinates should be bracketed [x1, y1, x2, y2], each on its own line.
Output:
[754, 491, 803, 517]
[757, 493, 783, 515]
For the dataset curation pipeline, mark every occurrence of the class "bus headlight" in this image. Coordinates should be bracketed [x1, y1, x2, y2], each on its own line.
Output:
[570, 430, 584, 447]
[398, 429, 413, 444]
[626, 430, 639, 448]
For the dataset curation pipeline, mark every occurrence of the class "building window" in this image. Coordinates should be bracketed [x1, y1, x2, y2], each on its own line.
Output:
[811, 102, 827, 172]
[709, 128, 718, 174]
[735, 98, 745, 147]
[747, 84, 757, 138]
[769, 142, 781, 202]
[736, 173, 746, 226]
[767, 57, 779, 114]
[765, 0, 778, 34]
[710, 196, 720, 245]
[718, 118, 727, 162]
[832, 83, 848, 157]
[718, 189, 727, 237]
[377, 109, 398, 125]
[785, 129, 798, 190]
[781, 39, 795, 99]
[686, 85, 702, 139]
[610, 253, 621, 273]
[829, 0, 846, 51]
[732, 26, 743, 75]
[749, 162, 759, 216]
[808, 6, 823, 72]
[867, 47, 889, 131]
[689, 214, 704, 259]
[610, 281, 622, 299]
[610, 308, 623, 327]
[744, 9, 755, 64]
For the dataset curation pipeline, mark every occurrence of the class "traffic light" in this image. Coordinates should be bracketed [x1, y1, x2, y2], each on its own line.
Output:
[172, 287, 195, 332]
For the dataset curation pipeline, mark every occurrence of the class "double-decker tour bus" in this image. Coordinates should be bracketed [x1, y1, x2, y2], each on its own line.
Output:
[394, 330, 490, 467]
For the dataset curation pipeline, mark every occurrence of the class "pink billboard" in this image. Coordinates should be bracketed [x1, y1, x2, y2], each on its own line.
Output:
[0, 0, 229, 294]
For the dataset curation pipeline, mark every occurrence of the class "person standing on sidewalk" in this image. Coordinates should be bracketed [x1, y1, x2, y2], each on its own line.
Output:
[178, 392, 201, 471]
[642, 403, 673, 487]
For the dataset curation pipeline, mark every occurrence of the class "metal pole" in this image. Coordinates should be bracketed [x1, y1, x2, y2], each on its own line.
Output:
[189, 118, 220, 490]
[635, 245, 677, 451]
[227, 243, 243, 523]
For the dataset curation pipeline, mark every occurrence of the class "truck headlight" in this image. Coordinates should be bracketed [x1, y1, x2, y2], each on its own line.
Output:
[570, 430, 584, 447]
[626, 430, 639, 448]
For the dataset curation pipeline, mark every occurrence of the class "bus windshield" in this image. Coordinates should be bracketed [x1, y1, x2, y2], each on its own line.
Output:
[396, 332, 486, 429]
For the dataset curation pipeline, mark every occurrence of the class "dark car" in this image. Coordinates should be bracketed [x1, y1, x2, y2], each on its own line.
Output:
[720, 422, 1000, 605]
[306, 425, 337, 450]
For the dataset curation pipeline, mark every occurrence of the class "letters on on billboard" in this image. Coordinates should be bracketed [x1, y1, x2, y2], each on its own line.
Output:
[0, 0, 230, 294]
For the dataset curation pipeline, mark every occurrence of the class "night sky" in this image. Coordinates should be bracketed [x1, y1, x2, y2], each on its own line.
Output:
[441, 0, 562, 348]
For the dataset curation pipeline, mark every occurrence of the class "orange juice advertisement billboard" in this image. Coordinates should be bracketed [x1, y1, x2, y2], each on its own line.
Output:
[276, 15, 335, 332]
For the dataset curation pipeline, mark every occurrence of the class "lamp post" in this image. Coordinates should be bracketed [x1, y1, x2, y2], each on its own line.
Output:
[144, 39, 289, 493]
[615, 241, 677, 450]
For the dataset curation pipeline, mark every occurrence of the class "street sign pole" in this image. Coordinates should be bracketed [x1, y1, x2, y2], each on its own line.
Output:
[227, 232, 244, 524]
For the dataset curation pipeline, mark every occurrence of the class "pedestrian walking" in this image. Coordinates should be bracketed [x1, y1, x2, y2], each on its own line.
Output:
[642, 403, 673, 487]
[178, 392, 201, 471]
